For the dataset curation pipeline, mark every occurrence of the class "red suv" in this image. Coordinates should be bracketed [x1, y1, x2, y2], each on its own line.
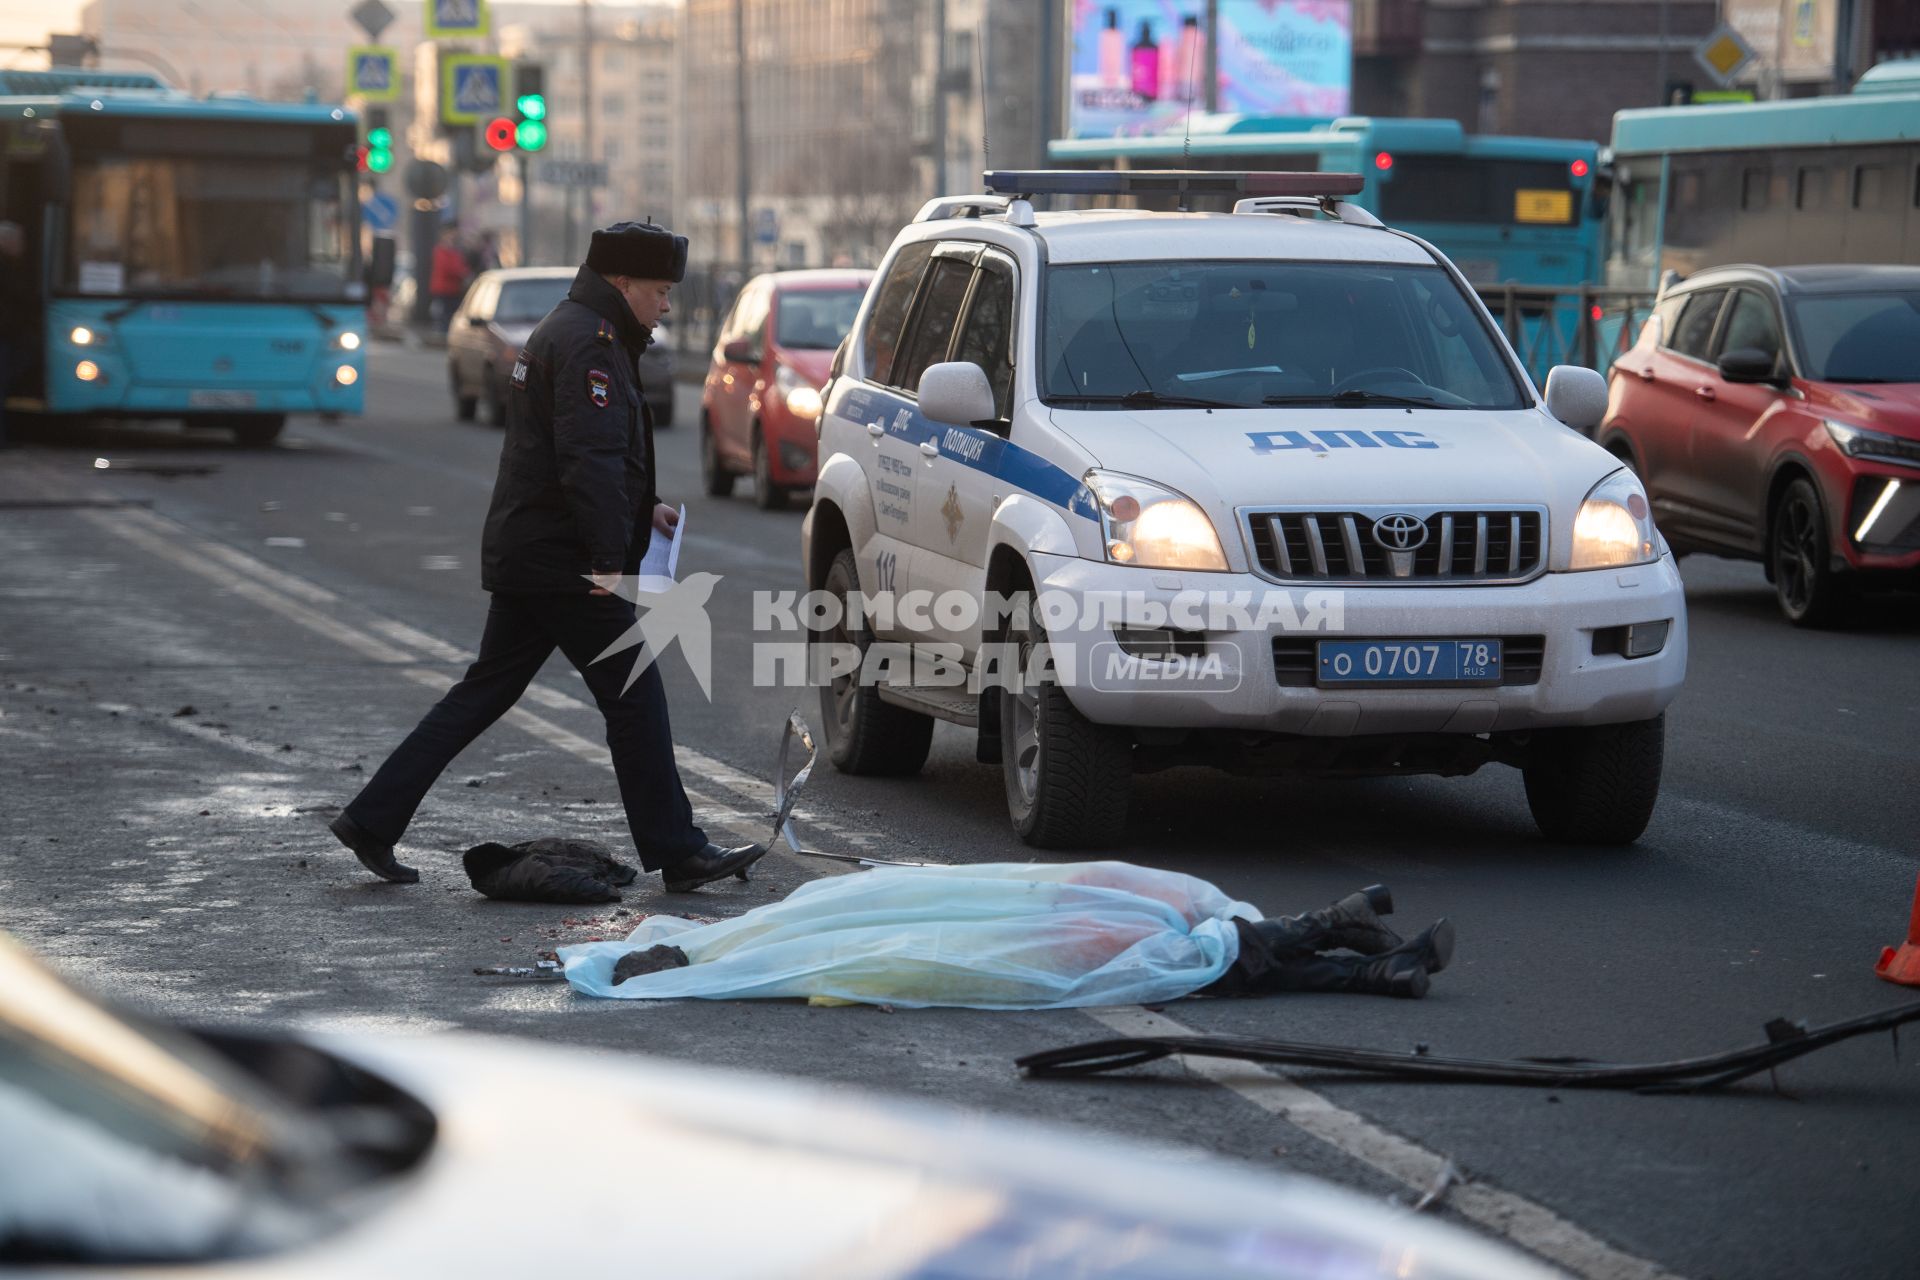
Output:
[699, 269, 872, 509]
[1600, 264, 1920, 624]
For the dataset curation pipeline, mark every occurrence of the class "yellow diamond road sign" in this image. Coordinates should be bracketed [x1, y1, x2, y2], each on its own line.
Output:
[1694, 23, 1756, 88]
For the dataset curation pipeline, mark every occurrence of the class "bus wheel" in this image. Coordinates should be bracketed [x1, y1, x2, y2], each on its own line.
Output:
[231, 414, 286, 447]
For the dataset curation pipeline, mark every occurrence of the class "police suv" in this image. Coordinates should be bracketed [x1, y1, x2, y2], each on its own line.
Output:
[801, 171, 1685, 849]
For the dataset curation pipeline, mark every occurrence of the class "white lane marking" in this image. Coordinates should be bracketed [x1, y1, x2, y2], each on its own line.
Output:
[369, 619, 475, 664]
[83, 511, 414, 665]
[1081, 1006, 1680, 1280]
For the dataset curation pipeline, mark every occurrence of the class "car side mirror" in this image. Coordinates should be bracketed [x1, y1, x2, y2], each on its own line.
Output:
[918, 361, 998, 428]
[1717, 347, 1780, 384]
[1543, 365, 1608, 432]
[722, 339, 759, 365]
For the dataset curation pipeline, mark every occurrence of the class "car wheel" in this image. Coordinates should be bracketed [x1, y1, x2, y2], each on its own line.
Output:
[1770, 477, 1849, 627]
[1000, 606, 1131, 849]
[230, 414, 287, 447]
[814, 548, 933, 776]
[1522, 714, 1664, 845]
[753, 426, 789, 511]
[481, 368, 507, 426]
[451, 365, 477, 422]
[700, 413, 736, 498]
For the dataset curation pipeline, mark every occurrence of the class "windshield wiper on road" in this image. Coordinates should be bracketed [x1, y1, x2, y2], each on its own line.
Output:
[1052, 390, 1242, 410]
[1262, 389, 1444, 408]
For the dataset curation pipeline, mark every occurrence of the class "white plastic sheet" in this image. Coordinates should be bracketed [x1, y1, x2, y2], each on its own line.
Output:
[560, 861, 1259, 1009]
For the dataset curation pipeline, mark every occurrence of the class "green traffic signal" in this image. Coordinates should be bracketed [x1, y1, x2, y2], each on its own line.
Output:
[367, 147, 394, 173]
[515, 92, 546, 122]
[515, 119, 548, 151]
[367, 126, 393, 149]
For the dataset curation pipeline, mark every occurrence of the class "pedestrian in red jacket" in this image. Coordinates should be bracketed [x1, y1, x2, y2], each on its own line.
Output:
[429, 226, 471, 327]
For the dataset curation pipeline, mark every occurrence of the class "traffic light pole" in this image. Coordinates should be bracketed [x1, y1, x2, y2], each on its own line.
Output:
[520, 152, 534, 265]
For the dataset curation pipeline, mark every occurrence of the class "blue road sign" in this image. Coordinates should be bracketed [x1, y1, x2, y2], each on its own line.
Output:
[361, 192, 399, 231]
[752, 206, 779, 244]
[348, 47, 398, 101]
[441, 54, 507, 124]
[427, 0, 489, 40]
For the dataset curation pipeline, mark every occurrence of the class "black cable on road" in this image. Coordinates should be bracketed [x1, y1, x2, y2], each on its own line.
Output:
[1017, 1000, 1920, 1094]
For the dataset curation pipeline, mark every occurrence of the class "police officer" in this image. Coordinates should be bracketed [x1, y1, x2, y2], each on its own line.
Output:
[330, 222, 766, 891]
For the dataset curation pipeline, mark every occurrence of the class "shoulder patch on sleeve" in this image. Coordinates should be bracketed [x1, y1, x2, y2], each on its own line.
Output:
[510, 356, 529, 388]
[587, 368, 611, 408]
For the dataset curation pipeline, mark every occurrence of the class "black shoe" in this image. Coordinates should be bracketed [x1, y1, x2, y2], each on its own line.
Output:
[612, 944, 691, 984]
[1253, 883, 1403, 958]
[1387, 918, 1455, 974]
[662, 842, 767, 892]
[329, 812, 419, 884]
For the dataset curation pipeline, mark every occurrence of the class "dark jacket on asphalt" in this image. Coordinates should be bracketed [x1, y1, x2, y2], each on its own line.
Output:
[481, 266, 659, 593]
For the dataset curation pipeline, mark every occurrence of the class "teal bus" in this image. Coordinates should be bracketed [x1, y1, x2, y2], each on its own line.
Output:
[0, 69, 365, 446]
[1049, 115, 1606, 287]
[1607, 59, 1920, 289]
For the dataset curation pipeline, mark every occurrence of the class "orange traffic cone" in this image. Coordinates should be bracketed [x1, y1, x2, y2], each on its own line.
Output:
[1876, 873, 1920, 987]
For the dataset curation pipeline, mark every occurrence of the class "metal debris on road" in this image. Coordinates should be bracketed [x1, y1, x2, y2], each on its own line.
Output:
[774, 709, 928, 869]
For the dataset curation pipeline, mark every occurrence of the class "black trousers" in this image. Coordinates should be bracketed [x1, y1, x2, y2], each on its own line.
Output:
[345, 592, 708, 871]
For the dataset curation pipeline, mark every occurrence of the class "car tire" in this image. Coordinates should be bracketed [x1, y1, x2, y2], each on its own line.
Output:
[815, 548, 933, 776]
[1522, 714, 1664, 845]
[700, 413, 736, 498]
[230, 414, 287, 447]
[481, 368, 506, 427]
[451, 366, 477, 422]
[753, 426, 789, 511]
[1770, 476, 1850, 627]
[1000, 609, 1131, 849]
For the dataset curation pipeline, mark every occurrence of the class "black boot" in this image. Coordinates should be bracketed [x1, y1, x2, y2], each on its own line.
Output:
[329, 812, 419, 884]
[1383, 918, 1456, 974]
[1251, 883, 1402, 957]
[1261, 948, 1432, 998]
[662, 842, 768, 892]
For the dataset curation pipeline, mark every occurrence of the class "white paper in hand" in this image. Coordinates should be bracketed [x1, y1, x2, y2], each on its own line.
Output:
[636, 505, 685, 593]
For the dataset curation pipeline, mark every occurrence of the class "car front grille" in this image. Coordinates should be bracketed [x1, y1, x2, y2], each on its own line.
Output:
[1243, 506, 1547, 584]
[1271, 635, 1547, 687]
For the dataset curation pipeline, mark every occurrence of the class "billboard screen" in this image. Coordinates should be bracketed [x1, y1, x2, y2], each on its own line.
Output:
[1067, 1, 1352, 138]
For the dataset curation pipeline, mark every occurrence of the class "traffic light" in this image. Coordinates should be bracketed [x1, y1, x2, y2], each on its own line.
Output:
[364, 105, 394, 174]
[484, 117, 516, 152]
[514, 64, 547, 152]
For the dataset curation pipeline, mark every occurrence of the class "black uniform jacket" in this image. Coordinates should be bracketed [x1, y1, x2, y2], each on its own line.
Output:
[481, 266, 660, 593]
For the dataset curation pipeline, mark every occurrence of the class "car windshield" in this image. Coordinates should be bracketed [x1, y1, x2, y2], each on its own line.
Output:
[1040, 260, 1527, 410]
[776, 288, 865, 349]
[1787, 291, 1920, 383]
[495, 278, 572, 324]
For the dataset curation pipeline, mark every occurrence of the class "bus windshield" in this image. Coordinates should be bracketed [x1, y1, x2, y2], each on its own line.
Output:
[1788, 292, 1920, 383]
[1041, 260, 1527, 410]
[66, 153, 354, 300]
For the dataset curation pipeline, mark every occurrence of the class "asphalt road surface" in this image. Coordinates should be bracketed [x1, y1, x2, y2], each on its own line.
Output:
[3, 342, 1918, 1279]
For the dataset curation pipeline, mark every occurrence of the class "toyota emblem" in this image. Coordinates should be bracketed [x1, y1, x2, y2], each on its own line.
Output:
[1372, 513, 1428, 552]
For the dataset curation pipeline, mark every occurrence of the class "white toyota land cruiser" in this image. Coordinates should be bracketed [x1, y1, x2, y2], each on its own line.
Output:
[800, 171, 1686, 849]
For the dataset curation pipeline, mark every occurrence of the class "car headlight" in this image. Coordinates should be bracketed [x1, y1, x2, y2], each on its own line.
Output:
[776, 363, 823, 419]
[70, 325, 109, 347]
[1824, 419, 1920, 469]
[334, 330, 362, 351]
[1084, 470, 1228, 571]
[1569, 468, 1659, 570]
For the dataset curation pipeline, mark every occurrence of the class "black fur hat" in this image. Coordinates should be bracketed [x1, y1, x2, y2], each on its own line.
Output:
[585, 221, 688, 282]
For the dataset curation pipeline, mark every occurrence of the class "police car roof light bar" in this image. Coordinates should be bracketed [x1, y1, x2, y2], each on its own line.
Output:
[980, 170, 1365, 200]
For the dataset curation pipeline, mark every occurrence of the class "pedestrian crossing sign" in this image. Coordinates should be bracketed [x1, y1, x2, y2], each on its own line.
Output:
[425, 0, 489, 40]
[441, 54, 509, 125]
[347, 45, 399, 102]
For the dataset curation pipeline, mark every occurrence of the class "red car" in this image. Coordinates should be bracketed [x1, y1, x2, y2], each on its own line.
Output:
[1599, 264, 1920, 624]
[700, 269, 872, 509]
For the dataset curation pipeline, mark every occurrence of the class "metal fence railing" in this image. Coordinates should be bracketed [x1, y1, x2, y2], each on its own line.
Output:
[1475, 284, 1660, 386]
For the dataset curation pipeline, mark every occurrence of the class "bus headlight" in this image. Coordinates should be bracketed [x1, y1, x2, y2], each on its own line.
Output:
[335, 365, 358, 386]
[335, 331, 362, 352]
[1085, 470, 1228, 572]
[74, 360, 101, 382]
[1569, 468, 1659, 570]
[70, 325, 104, 346]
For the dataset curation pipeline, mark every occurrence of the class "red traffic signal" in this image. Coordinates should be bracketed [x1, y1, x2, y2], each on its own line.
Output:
[484, 117, 516, 152]
[354, 143, 370, 172]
